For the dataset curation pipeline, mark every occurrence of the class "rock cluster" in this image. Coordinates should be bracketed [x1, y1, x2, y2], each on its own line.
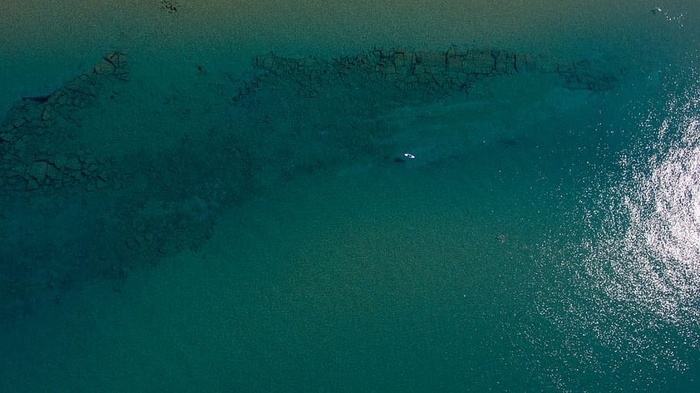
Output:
[238, 46, 616, 100]
[0, 52, 129, 193]
[160, 0, 180, 13]
[557, 59, 618, 91]
[0, 46, 620, 320]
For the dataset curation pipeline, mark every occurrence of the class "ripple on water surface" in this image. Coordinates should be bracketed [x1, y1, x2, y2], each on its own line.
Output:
[536, 70, 700, 390]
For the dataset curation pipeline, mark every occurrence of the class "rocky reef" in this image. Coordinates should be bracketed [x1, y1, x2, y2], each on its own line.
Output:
[0, 46, 619, 319]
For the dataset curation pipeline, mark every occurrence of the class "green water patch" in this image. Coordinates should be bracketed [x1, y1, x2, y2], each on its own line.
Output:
[0, 47, 617, 320]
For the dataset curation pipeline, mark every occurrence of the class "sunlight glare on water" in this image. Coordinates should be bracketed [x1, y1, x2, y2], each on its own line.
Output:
[534, 70, 700, 390]
[601, 81, 700, 335]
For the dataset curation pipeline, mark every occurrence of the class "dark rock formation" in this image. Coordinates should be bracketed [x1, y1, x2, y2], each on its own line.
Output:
[0, 46, 619, 320]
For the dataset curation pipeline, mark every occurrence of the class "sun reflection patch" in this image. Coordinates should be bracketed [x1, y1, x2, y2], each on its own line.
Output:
[532, 81, 700, 390]
[600, 95, 700, 330]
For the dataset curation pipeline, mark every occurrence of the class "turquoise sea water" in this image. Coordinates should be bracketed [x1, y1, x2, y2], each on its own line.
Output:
[1, 2, 700, 392]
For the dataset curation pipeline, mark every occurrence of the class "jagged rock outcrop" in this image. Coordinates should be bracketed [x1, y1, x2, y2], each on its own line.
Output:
[0, 52, 128, 193]
[236, 46, 616, 101]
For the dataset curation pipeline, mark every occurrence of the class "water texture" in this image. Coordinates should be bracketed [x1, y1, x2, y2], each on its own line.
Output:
[1, 1, 699, 391]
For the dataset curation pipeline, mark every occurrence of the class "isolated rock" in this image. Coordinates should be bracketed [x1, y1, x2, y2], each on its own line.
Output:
[94, 59, 116, 75]
[64, 155, 82, 171]
[52, 154, 67, 169]
[27, 160, 48, 182]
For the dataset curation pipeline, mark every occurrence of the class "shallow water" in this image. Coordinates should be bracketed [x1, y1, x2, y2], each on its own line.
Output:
[1, 1, 700, 391]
